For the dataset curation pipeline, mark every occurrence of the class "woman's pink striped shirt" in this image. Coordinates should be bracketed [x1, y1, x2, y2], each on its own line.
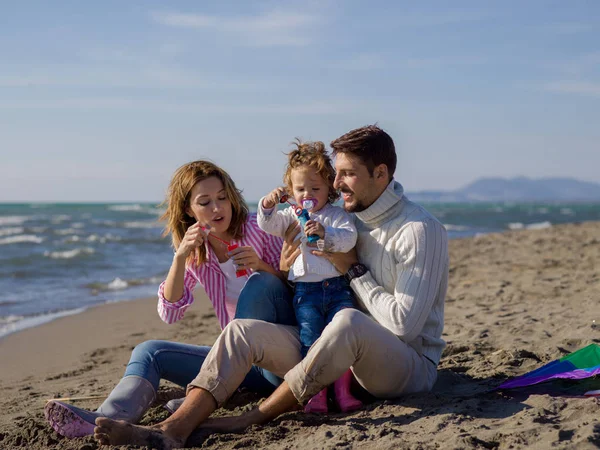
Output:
[157, 213, 283, 329]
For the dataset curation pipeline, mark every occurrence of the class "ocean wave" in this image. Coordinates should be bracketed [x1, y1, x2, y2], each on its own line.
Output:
[43, 247, 95, 259]
[123, 221, 161, 229]
[50, 215, 72, 224]
[526, 221, 552, 230]
[54, 228, 84, 235]
[0, 308, 86, 339]
[560, 208, 575, 216]
[508, 222, 524, 230]
[0, 215, 29, 226]
[85, 275, 164, 292]
[0, 227, 24, 237]
[108, 204, 162, 215]
[443, 224, 470, 231]
[0, 235, 44, 245]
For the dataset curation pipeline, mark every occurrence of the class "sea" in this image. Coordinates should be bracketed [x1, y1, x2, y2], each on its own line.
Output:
[1, 201, 600, 339]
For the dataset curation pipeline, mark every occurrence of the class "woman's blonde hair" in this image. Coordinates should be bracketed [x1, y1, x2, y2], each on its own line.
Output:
[283, 139, 339, 204]
[160, 160, 248, 265]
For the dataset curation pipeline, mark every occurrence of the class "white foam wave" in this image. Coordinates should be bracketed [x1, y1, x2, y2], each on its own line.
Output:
[560, 208, 575, 216]
[123, 221, 161, 229]
[55, 228, 82, 235]
[0, 308, 86, 339]
[72, 222, 85, 228]
[109, 204, 144, 212]
[0, 216, 29, 226]
[443, 224, 470, 231]
[109, 204, 161, 215]
[508, 222, 524, 230]
[526, 221, 552, 230]
[0, 227, 24, 237]
[0, 235, 43, 245]
[50, 215, 71, 224]
[92, 219, 117, 226]
[29, 226, 48, 233]
[43, 247, 95, 259]
[108, 277, 128, 290]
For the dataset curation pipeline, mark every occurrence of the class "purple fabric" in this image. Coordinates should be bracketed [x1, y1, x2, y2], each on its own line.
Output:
[499, 365, 600, 390]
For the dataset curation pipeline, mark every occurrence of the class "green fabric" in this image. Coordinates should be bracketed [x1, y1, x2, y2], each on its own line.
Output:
[560, 343, 600, 369]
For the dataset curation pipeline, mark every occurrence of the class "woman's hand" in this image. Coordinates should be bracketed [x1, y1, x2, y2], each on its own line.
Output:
[304, 220, 324, 239]
[280, 221, 302, 272]
[228, 245, 265, 272]
[175, 222, 208, 260]
[311, 247, 359, 275]
[262, 186, 287, 209]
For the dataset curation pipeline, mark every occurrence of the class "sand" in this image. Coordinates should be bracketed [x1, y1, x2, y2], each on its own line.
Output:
[0, 221, 599, 449]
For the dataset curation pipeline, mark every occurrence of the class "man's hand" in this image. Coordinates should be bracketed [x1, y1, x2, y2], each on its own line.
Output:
[311, 247, 359, 275]
[280, 222, 302, 272]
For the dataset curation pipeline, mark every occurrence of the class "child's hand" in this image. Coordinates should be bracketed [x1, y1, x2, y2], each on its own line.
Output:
[262, 187, 286, 209]
[304, 220, 325, 239]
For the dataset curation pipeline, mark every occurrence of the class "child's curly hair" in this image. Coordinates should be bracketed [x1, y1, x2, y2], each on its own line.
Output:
[283, 139, 340, 204]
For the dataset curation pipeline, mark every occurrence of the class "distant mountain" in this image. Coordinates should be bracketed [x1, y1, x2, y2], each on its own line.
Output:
[407, 177, 600, 202]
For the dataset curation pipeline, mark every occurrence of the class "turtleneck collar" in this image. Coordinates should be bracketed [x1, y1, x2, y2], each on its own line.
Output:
[354, 179, 404, 226]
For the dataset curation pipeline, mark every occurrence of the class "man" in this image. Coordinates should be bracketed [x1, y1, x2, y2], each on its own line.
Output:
[94, 125, 449, 449]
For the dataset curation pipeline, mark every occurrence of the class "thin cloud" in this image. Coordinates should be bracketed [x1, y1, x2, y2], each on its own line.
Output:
[0, 66, 263, 90]
[328, 53, 386, 71]
[397, 11, 489, 27]
[0, 97, 355, 114]
[150, 10, 321, 47]
[539, 22, 594, 35]
[543, 81, 600, 98]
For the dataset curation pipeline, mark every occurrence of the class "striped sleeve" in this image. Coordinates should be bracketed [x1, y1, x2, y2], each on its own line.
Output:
[351, 218, 448, 342]
[245, 213, 283, 271]
[156, 267, 198, 324]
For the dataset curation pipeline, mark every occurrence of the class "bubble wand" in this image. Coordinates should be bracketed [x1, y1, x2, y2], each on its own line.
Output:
[279, 194, 320, 244]
[201, 226, 248, 277]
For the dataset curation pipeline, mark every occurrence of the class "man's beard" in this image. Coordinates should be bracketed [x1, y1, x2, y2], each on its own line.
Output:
[341, 191, 368, 213]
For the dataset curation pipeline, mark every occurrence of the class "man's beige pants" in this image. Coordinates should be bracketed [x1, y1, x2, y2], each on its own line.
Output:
[188, 309, 437, 406]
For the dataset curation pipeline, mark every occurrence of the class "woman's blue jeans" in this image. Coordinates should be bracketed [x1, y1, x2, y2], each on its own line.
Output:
[124, 271, 296, 396]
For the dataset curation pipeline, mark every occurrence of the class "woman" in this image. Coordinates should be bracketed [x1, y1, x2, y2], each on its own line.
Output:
[44, 160, 296, 439]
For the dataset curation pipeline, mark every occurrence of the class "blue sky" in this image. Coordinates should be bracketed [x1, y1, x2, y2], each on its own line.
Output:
[1, 0, 599, 202]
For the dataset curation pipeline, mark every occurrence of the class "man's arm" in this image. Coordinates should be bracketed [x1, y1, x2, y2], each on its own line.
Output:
[314, 219, 448, 342]
[351, 219, 448, 342]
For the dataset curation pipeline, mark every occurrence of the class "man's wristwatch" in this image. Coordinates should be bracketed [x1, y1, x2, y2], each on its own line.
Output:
[344, 263, 368, 283]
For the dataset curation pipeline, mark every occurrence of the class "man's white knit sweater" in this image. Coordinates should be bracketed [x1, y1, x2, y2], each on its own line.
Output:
[350, 180, 448, 365]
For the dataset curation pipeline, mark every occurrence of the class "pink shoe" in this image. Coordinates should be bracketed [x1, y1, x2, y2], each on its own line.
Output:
[304, 388, 328, 414]
[44, 400, 97, 438]
[334, 369, 363, 412]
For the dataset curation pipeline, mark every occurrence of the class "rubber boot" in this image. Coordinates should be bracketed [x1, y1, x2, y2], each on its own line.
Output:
[164, 396, 186, 414]
[44, 375, 156, 439]
[304, 388, 328, 414]
[334, 369, 362, 412]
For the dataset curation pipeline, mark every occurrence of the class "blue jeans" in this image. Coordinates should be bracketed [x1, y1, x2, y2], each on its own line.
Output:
[294, 276, 355, 357]
[124, 271, 295, 395]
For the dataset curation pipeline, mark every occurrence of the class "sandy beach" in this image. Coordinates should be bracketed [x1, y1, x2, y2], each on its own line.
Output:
[0, 221, 599, 449]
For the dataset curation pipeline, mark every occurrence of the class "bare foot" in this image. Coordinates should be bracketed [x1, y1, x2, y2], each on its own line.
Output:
[94, 417, 184, 449]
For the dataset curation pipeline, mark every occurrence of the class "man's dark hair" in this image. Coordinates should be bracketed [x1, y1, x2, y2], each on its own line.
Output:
[330, 125, 396, 180]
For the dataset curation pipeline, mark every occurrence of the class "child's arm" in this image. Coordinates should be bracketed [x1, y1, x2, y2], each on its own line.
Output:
[257, 189, 297, 238]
